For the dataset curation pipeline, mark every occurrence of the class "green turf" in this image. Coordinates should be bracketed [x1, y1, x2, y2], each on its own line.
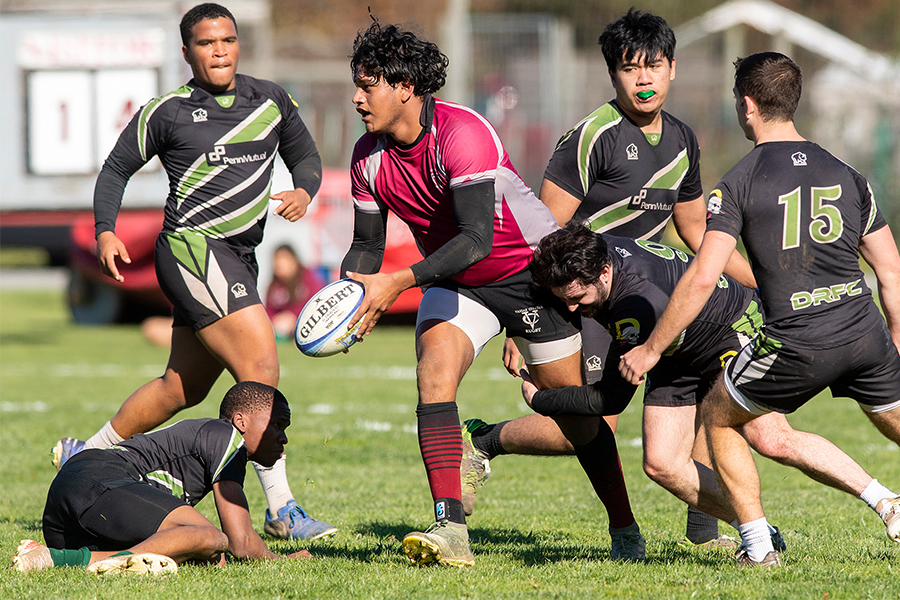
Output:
[1, 289, 898, 599]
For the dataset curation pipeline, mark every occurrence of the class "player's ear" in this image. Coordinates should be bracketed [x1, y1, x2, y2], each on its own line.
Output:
[398, 80, 415, 102]
[669, 58, 676, 80]
[182, 45, 190, 64]
[231, 411, 247, 434]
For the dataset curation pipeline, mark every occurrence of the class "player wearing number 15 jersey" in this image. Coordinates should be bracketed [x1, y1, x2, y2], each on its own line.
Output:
[620, 52, 900, 567]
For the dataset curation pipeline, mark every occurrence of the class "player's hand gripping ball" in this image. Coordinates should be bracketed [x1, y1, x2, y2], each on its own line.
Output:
[294, 279, 366, 357]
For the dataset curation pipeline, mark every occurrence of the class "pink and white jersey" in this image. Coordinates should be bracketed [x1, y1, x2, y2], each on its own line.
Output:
[351, 97, 558, 286]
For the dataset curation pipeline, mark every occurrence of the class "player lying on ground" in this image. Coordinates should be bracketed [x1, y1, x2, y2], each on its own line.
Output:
[14, 382, 310, 575]
[620, 52, 900, 568]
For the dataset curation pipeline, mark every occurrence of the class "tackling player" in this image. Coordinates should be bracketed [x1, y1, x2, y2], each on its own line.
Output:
[342, 20, 640, 565]
[50, 3, 336, 542]
[14, 382, 309, 574]
[463, 8, 755, 550]
[518, 223, 790, 552]
[621, 52, 900, 567]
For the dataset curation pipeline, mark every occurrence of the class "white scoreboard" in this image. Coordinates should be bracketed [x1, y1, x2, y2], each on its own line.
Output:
[18, 30, 165, 175]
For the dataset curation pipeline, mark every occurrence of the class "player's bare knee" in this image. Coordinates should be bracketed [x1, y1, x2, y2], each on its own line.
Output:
[643, 455, 675, 485]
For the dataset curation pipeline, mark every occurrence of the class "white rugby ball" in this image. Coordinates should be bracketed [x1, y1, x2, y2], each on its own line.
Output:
[294, 279, 366, 357]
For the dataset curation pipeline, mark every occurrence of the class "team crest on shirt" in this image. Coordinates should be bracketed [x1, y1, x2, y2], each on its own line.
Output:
[192, 108, 208, 123]
[516, 307, 542, 334]
[614, 318, 641, 345]
[585, 355, 603, 372]
[626, 143, 639, 161]
[231, 283, 248, 299]
[707, 189, 723, 216]
[791, 152, 807, 166]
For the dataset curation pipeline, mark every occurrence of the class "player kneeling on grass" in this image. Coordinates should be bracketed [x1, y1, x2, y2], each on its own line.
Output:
[13, 382, 309, 575]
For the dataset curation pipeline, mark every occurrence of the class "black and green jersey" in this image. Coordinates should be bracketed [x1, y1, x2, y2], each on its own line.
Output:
[94, 74, 321, 252]
[706, 140, 888, 348]
[107, 418, 246, 506]
[530, 234, 760, 416]
[598, 235, 758, 363]
[543, 100, 702, 240]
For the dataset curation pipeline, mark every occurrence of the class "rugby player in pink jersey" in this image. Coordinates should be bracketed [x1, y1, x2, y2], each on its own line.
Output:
[340, 20, 642, 566]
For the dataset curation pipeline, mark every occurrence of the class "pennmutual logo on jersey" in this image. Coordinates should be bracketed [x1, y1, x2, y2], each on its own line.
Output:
[206, 142, 268, 166]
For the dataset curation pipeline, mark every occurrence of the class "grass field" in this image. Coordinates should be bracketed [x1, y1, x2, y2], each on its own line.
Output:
[1, 287, 899, 599]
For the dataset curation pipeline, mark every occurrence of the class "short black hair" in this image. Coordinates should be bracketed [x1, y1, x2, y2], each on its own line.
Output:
[734, 52, 802, 123]
[351, 19, 448, 96]
[180, 3, 238, 46]
[599, 8, 675, 71]
[530, 222, 611, 290]
[219, 381, 288, 420]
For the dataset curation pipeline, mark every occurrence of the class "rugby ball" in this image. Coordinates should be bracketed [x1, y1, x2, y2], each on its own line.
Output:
[294, 279, 366, 357]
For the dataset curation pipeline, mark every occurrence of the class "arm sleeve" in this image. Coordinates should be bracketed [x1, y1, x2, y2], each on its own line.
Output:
[529, 367, 637, 416]
[93, 107, 157, 237]
[274, 87, 322, 198]
[408, 181, 494, 286]
[340, 207, 388, 275]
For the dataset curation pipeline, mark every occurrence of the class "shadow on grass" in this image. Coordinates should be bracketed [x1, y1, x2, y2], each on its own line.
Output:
[0, 517, 43, 534]
[307, 521, 715, 567]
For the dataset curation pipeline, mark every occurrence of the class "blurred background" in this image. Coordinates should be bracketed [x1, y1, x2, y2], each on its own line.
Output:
[1, 0, 898, 324]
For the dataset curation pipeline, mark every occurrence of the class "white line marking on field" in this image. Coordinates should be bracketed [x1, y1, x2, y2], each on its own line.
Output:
[0, 401, 48, 412]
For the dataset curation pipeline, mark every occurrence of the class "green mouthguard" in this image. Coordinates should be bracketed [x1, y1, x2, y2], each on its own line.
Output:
[637, 91, 655, 99]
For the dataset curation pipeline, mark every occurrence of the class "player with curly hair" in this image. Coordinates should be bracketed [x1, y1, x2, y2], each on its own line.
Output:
[341, 19, 641, 566]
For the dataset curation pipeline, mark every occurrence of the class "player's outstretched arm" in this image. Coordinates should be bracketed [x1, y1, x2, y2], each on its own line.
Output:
[859, 224, 900, 353]
[213, 480, 308, 561]
[96, 231, 131, 283]
[619, 230, 737, 384]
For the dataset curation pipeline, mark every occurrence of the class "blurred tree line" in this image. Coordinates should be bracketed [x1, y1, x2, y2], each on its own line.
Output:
[270, 0, 900, 57]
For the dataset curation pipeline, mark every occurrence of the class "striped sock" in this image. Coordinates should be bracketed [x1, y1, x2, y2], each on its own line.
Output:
[417, 401, 465, 524]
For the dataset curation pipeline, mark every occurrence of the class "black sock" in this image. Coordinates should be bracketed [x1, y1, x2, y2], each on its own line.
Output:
[685, 505, 719, 544]
[471, 421, 510, 459]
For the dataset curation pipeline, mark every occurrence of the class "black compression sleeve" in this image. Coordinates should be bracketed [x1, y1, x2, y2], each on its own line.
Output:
[340, 208, 387, 276]
[93, 115, 148, 237]
[530, 372, 637, 417]
[408, 181, 494, 286]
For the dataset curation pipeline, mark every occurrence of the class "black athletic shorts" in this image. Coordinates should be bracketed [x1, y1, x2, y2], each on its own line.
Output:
[42, 450, 186, 551]
[581, 318, 613, 385]
[156, 231, 262, 331]
[724, 320, 900, 414]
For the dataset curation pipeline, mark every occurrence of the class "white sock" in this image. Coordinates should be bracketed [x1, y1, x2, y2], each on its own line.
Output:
[860, 479, 895, 512]
[253, 455, 295, 515]
[83, 421, 125, 450]
[738, 517, 775, 562]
